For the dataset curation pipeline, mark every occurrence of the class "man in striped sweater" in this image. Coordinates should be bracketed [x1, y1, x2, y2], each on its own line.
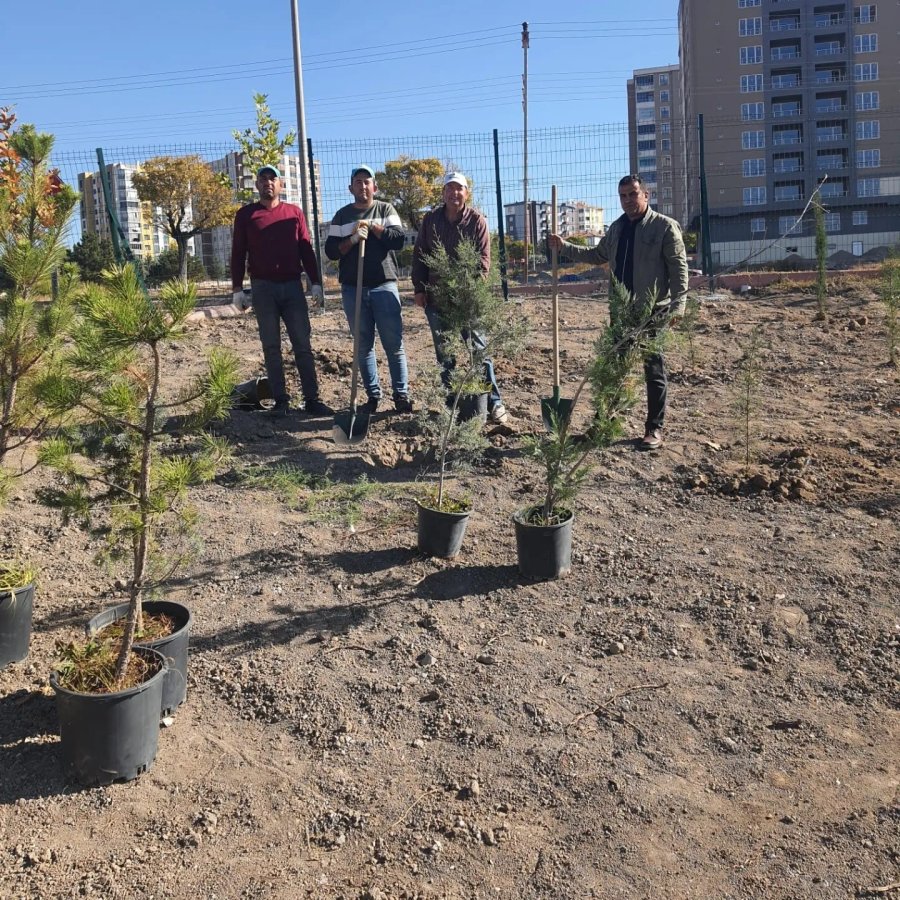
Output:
[324, 165, 412, 414]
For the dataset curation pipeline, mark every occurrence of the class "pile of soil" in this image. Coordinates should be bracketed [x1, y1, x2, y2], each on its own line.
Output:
[1, 284, 897, 899]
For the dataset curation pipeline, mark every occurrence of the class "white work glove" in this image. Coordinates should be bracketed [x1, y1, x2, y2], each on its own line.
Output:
[232, 290, 251, 311]
[309, 284, 324, 305]
[349, 221, 369, 245]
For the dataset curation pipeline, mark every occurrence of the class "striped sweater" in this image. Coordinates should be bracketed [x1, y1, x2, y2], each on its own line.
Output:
[324, 200, 405, 287]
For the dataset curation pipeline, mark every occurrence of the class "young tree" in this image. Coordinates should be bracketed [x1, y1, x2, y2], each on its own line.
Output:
[731, 325, 767, 468]
[145, 247, 206, 286]
[0, 111, 78, 486]
[68, 233, 116, 282]
[375, 156, 443, 230]
[39, 265, 238, 686]
[880, 254, 900, 369]
[232, 93, 296, 204]
[131, 155, 236, 283]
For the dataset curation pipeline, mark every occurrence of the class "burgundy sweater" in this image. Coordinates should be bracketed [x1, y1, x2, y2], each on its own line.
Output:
[231, 201, 320, 289]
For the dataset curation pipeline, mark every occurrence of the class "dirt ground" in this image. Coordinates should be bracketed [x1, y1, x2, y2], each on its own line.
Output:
[1, 278, 898, 900]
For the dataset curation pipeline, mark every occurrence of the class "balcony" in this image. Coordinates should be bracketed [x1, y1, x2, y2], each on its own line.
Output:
[815, 73, 846, 85]
[815, 101, 847, 114]
[770, 18, 801, 30]
[814, 15, 845, 27]
[773, 130, 803, 145]
[816, 128, 846, 143]
[815, 43, 845, 56]
[771, 46, 801, 60]
[773, 103, 802, 118]
[772, 74, 801, 89]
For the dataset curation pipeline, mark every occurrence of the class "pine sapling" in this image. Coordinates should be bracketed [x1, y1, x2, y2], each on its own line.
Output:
[813, 197, 828, 322]
[38, 265, 238, 689]
[730, 325, 767, 468]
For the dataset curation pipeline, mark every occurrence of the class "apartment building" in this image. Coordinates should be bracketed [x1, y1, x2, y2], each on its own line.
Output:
[626, 64, 689, 225]
[78, 164, 168, 260]
[505, 200, 604, 243]
[678, 0, 900, 267]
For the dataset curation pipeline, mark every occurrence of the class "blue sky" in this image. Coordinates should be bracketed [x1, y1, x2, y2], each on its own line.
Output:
[2, 1, 679, 153]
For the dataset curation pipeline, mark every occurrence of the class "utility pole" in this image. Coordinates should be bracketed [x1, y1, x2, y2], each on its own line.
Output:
[522, 21, 529, 285]
[290, 0, 311, 221]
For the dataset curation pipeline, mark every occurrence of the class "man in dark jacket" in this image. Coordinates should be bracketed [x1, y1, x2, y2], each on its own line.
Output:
[411, 172, 508, 424]
[324, 166, 412, 414]
[231, 164, 332, 417]
[550, 174, 689, 449]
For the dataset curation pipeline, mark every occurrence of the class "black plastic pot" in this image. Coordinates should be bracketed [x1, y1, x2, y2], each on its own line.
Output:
[453, 391, 489, 425]
[87, 600, 192, 717]
[417, 500, 471, 558]
[51, 646, 167, 786]
[231, 376, 272, 411]
[513, 507, 574, 580]
[0, 583, 34, 667]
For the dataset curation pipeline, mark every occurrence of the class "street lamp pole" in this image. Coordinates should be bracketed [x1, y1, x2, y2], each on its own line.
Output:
[290, 0, 311, 219]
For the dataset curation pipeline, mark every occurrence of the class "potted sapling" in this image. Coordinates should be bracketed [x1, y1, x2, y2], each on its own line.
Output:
[38, 264, 237, 784]
[416, 238, 525, 557]
[0, 559, 37, 667]
[516, 279, 658, 580]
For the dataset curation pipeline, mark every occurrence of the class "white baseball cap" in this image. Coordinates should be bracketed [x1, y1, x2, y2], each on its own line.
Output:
[443, 172, 468, 188]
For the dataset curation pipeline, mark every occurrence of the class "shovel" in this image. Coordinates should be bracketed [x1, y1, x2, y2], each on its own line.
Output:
[541, 185, 573, 431]
[332, 236, 370, 445]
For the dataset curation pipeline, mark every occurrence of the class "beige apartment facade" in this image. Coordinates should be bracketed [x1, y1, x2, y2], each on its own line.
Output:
[678, 0, 899, 267]
[627, 64, 689, 226]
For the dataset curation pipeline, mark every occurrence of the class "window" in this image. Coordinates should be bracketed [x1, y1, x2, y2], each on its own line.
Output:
[858, 177, 880, 197]
[659, 73, 669, 85]
[662, 187, 672, 199]
[854, 34, 877, 53]
[635, 74, 654, 88]
[636, 91, 654, 103]
[816, 40, 843, 56]
[743, 158, 766, 177]
[660, 122, 671, 134]
[853, 210, 868, 226]
[660, 91, 670, 102]
[638, 157, 657, 170]
[857, 149, 880, 168]
[854, 63, 878, 81]
[741, 102, 764, 120]
[774, 153, 803, 173]
[743, 186, 766, 205]
[750, 217, 766, 234]
[660, 107, 670, 118]
[741, 74, 763, 92]
[774, 183, 802, 201]
[740, 45, 763, 64]
[779, 216, 802, 235]
[825, 213, 841, 233]
[817, 122, 844, 142]
[637, 140, 656, 151]
[773, 100, 801, 117]
[739, 17, 762, 35]
[661, 139, 671, 151]
[739, 0, 761, 6]
[854, 5, 876, 24]
[638, 108, 654, 121]
[772, 72, 800, 88]
[856, 120, 880, 140]
[742, 130, 765, 149]
[637, 124, 656, 135]
[856, 92, 879, 110]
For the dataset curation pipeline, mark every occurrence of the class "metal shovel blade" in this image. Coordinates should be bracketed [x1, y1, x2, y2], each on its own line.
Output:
[541, 389, 574, 433]
[332, 406, 370, 445]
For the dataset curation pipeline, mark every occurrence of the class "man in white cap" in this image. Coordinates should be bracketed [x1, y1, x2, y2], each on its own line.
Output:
[324, 165, 412, 414]
[231, 164, 332, 417]
[412, 172, 508, 423]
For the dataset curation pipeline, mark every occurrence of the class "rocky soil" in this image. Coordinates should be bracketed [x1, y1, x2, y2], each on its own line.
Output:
[1, 280, 898, 899]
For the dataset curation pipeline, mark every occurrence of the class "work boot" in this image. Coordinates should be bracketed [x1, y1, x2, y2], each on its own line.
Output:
[393, 395, 414, 414]
[303, 398, 334, 417]
[360, 397, 380, 414]
[639, 428, 662, 450]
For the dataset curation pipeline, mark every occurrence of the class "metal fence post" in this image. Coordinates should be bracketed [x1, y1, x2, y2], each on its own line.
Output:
[307, 137, 324, 308]
[493, 129, 509, 301]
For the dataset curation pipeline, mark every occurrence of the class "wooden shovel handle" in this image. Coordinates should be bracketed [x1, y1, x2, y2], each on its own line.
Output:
[551, 185, 559, 389]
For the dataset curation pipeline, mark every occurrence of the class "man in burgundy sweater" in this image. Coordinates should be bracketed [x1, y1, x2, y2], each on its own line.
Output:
[231, 165, 332, 416]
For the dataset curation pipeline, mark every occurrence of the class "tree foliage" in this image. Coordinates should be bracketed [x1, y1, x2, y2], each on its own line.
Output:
[68, 233, 116, 283]
[375, 156, 443, 230]
[38, 265, 238, 686]
[145, 247, 206, 286]
[131, 155, 235, 282]
[232, 93, 295, 204]
[0, 110, 78, 484]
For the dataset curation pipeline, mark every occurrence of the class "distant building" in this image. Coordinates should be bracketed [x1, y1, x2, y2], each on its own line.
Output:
[505, 200, 604, 243]
[78, 164, 170, 260]
[678, 0, 900, 267]
[626, 63, 688, 225]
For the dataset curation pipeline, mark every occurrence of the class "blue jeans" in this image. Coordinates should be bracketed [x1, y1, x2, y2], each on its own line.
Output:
[250, 279, 319, 403]
[423, 304, 501, 407]
[341, 281, 408, 400]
